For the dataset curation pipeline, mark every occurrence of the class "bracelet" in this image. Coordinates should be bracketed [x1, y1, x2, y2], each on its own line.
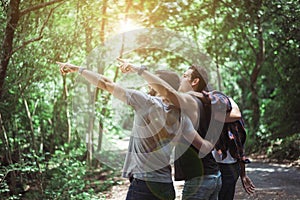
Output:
[78, 67, 86, 74]
[138, 65, 147, 75]
[243, 158, 251, 164]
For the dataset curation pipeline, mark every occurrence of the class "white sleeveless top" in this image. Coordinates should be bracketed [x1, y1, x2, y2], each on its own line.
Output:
[212, 149, 237, 164]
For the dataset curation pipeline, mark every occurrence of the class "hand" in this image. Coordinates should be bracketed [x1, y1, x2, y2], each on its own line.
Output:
[117, 58, 137, 73]
[241, 175, 255, 194]
[56, 61, 79, 75]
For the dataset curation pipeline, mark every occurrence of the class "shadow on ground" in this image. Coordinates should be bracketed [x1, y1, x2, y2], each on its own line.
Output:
[105, 158, 300, 200]
[234, 159, 300, 200]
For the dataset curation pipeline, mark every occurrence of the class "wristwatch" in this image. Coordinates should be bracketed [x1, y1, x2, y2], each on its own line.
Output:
[138, 65, 147, 75]
[78, 67, 86, 74]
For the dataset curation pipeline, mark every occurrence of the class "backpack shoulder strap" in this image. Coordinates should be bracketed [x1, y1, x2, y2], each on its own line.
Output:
[188, 92, 211, 138]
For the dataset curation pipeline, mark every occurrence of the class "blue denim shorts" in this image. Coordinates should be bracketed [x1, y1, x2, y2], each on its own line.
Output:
[126, 178, 175, 200]
[182, 171, 222, 200]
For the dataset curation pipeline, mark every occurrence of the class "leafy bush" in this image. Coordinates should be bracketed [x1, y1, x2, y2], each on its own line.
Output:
[1, 143, 120, 200]
[267, 134, 300, 161]
[40, 143, 118, 200]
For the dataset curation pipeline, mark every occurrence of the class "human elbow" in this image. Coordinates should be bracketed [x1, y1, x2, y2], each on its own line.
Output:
[97, 78, 106, 90]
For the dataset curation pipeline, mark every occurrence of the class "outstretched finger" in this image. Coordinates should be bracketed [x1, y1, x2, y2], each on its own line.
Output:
[56, 61, 64, 66]
[56, 61, 69, 75]
[117, 58, 132, 68]
[119, 63, 130, 73]
[116, 58, 138, 73]
[117, 57, 126, 63]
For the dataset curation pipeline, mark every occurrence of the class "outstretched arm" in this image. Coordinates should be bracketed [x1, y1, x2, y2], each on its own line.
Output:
[117, 59, 181, 106]
[117, 59, 200, 126]
[57, 62, 127, 102]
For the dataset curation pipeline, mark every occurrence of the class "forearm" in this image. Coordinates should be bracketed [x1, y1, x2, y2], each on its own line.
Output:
[184, 133, 203, 151]
[81, 70, 107, 90]
[119, 61, 190, 110]
[239, 161, 246, 178]
[58, 61, 127, 102]
[80, 69, 127, 102]
[239, 159, 256, 194]
[183, 132, 213, 156]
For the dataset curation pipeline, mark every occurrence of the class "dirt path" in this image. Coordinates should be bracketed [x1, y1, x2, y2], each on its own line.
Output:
[104, 158, 300, 200]
[234, 159, 300, 199]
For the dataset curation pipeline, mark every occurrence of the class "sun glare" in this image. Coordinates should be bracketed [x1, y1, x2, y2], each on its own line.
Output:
[119, 19, 140, 32]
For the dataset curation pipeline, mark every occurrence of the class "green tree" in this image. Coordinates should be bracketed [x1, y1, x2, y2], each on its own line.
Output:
[261, 1, 300, 144]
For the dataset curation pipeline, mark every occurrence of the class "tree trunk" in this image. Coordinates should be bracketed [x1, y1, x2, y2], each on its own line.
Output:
[96, 0, 108, 155]
[250, 83, 260, 133]
[62, 75, 71, 143]
[0, 113, 17, 194]
[23, 98, 37, 151]
[0, 0, 65, 97]
[250, 2, 265, 136]
[0, 0, 20, 98]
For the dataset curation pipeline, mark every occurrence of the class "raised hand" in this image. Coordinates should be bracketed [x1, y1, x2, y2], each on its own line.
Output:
[56, 61, 80, 75]
[117, 58, 137, 73]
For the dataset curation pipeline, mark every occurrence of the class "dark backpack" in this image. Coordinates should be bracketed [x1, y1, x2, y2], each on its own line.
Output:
[215, 119, 247, 162]
[201, 90, 249, 163]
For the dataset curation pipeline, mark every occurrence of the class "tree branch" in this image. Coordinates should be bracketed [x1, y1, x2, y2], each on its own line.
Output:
[241, 28, 257, 56]
[19, 0, 66, 16]
[12, 36, 43, 54]
[12, 3, 60, 54]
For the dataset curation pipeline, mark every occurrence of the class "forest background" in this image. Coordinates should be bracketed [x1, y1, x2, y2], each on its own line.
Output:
[0, 0, 299, 199]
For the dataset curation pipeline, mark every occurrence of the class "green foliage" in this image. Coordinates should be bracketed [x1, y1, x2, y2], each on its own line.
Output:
[40, 143, 119, 200]
[259, 0, 300, 141]
[42, 145, 91, 199]
[1, 0, 300, 198]
[0, 150, 45, 199]
[0, 176, 10, 196]
[0, 143, 118, 199]
[267, 134, 300, 161]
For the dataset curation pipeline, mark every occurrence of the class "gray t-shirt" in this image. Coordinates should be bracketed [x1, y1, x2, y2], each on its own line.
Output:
[122, 89, 195, 183]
